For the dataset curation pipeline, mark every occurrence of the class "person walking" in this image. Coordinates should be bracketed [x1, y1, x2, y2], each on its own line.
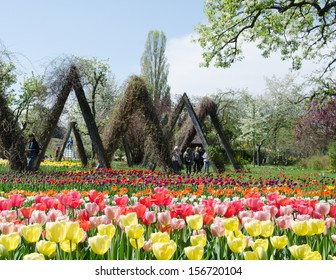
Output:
[171, 146, 182, 173]
[183, 147, 193, 175]
[203, 149, 210, 174]
[26, 134, 40, 171]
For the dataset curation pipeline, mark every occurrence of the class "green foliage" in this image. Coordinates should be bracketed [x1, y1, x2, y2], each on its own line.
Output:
[328, 142, 336, 171]
[196, 0, 336, 75]
[206, 145, 226, 172]
[298, 155, 330, 171]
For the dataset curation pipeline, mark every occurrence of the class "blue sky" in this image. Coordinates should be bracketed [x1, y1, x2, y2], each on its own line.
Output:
[1, 0, 317, 97]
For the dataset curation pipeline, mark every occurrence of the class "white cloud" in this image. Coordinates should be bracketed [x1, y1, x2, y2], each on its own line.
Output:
[166, 34, 318, 97]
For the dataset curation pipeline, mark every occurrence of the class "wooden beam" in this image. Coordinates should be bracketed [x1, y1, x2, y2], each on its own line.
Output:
[71, 66, 110, 168]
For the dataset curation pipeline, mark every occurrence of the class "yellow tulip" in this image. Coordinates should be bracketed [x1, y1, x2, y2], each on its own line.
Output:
[65, 221, 81, 242]
[150, 232, 170, 243]
[291, 220, 308, 236]
[152, 240, 177, 260]
[190, 234, 207, 247]
[226, 231, 247, 253]
[21, 223, 42, 243]
[120, 212, 138, 227]
[251, 238, 269, 252]
[130, 236, 145, 249]
[307, 219, 324, 236]
[60, 240, 77, 253]
[98, 224, 116, 239]
[244, 220, 261, 237]
[289, 244, 311, 259]
[125, 224, 144, 239]
[244, 247, 267, 260]
[0, 232, 21, 251]
[260, 220, 274, 238]
[303, 251, 322, 260]
[46, 222, 66, 243]
[186, 214, 203, 230]
[328, 255, 336, 260]
[23, 253, 45, 260]
[243, 251, 259, 260]
[223, 217, 239, 232]
[270, 235, 288, 249]
[36, 240, 57, 258]
[184, 245, 204, 260]
[88, 235, 111, 255]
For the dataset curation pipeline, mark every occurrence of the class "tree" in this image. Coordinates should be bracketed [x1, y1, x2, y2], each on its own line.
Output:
[196, 0, 336, 75]
[141, 30, 171, 115]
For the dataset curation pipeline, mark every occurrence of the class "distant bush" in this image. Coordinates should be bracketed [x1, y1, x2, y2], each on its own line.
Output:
[206, 145, 226, 173]
[328, 142, 336, 171]
[298, 155, 330, 170]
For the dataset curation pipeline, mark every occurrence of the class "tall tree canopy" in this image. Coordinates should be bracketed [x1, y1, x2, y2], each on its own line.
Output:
[196, 0, 336, 75]
[141, 30, 171, 114]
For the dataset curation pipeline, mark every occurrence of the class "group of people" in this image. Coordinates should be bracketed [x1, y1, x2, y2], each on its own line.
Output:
[172, 145, 210, 175]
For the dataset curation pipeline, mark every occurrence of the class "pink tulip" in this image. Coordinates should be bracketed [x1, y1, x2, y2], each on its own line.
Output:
[0, 199, 12, 211]
[295, 214, 311, 221]
[55, 215, 69, 222]
[210, 223, 225, 237]
[85, 202, 100, 216]
[0, 222, 15, 235]
[324, 217, 335, 234]
[279, 205, 292, 216]
[158, 211, 171, 226]
[253, 210, 271, 221]
[98, 215, 111, 225]
[315, 202, 330, 216]
[0, 210, 17, 222]
[214, 203, 227, 216]
[331, 235, 336, 243]
[193, 205, 205, 215]
[193, 229, 206, 236]
[241, 217, 253, 226]
[9, 194, 26, 207]
[89, 216, 102, 228]
[312, 211, 324, 219]
[143, 240, 153, 252]
[262, 205, 278, 218]
[105, 206, 121, 221]
[144, 211, 157, 224]
[239, 210, 253, 219]
[47, 209, 63, 222]
[245, 236, 253, 248]
[276, 215, 293, 229]
[30, 210, 47, 225]
[245, 198, 264, 211]
[171, 218, 185, 230]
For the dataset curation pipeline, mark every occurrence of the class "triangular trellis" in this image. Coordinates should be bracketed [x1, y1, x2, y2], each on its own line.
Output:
[56, 121, 88, 166]
[33, 66, 109, 170]
[165, 93, 240, 171]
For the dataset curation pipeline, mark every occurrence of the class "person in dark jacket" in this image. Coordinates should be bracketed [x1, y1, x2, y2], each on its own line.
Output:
[26, 134, 40, 171]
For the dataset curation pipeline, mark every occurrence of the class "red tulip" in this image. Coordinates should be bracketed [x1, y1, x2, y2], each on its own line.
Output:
[20, 207, 34, 219]
[0, 199, 12, 211]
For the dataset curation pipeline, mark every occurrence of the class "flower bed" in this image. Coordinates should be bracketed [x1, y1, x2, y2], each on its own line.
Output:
[0, 165, 335, 260]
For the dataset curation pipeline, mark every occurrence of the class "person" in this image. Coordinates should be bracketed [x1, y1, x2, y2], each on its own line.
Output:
[197, 147, 205, 173]
[183, 147, 193, 175]
[203, 149, 210, 173]
[193, 146, 200, 173]
[171, 146, 182, 173]
[26, 134, 40, 171]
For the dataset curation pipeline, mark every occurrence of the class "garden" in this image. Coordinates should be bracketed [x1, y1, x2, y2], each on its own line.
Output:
[0, 159, 335, 260]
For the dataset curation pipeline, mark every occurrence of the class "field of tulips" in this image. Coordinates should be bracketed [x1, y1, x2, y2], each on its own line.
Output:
[0, 159, 336, 260]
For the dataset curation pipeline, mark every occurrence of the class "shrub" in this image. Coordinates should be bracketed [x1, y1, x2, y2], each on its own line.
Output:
[298, 155, 330, 170]
[328, 142, 336, 171]
[206, 145, 226, 173]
